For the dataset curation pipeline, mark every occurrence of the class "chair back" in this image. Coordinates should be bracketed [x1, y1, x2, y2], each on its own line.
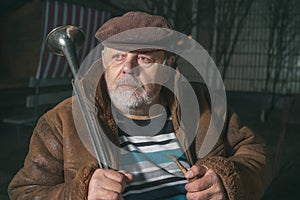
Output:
[30, 0, 111, 117]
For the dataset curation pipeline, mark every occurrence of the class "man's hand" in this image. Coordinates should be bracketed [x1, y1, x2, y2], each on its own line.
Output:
[88, 169, 133, 200]
[185, 165, 227, 200]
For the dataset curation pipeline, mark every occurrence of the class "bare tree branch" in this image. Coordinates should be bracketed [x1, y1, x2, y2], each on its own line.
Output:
[211, 0, 254, 78]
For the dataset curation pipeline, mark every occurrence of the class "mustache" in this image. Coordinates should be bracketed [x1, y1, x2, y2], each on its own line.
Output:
[115, 75, 142, 88]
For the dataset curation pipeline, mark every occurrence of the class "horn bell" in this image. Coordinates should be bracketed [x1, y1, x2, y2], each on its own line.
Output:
[46, 25, 85, 56]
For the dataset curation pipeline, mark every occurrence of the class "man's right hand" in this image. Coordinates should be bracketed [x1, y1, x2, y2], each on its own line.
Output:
[88, 169, 133, 200]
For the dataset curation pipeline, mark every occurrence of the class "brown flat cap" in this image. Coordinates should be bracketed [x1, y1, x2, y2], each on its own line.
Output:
[95, 11, 172, 42]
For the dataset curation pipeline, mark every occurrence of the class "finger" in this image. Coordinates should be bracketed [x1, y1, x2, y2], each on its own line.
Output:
[118, 170, 134, 182]
[103, 169, 126, 183]
[100, 175, 124, 194]
[186, 190, 213, 200]
[185, 165, 207, 179]
[185, 175, 213, 192]
[93, 169, 125, 193]
[88, 186, 119, 200]
[186, 185, 225, 200]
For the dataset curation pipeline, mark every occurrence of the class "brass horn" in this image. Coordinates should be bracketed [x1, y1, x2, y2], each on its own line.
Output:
[46, 25, 110, 169]
[46, 25, 85, 76]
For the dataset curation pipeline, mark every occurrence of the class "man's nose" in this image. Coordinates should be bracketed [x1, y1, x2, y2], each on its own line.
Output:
[122, 56, 138, 74]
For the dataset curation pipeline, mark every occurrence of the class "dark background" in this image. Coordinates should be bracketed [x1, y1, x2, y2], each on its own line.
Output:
[0, 0, 299, 199]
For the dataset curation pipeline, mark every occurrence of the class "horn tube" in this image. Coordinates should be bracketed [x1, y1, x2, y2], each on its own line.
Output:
[46, 25, 85, 76]
[46, 25, 110, 169]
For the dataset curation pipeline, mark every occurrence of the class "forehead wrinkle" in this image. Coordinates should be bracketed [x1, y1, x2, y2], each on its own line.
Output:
[105, 47, 164, 56]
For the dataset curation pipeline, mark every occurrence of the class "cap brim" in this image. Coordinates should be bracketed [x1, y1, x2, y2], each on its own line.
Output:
[101, 27, 174, 52]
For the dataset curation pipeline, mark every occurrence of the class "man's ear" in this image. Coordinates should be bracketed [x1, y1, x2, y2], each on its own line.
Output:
[166, 55, 176, 68]
[161, 55, 176, 82]
[102, 49, 107, 69]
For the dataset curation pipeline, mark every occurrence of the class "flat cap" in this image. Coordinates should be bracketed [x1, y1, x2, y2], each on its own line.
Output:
[95, 11, 172, 42]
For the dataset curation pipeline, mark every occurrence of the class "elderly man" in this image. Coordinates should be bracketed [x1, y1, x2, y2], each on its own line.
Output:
[8, 12, 272, 200]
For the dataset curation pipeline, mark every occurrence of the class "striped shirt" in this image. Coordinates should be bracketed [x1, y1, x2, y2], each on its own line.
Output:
[116, 110, 189, 200]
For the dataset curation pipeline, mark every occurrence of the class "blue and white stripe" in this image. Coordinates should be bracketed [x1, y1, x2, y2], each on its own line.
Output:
[118, 114, 189, 200]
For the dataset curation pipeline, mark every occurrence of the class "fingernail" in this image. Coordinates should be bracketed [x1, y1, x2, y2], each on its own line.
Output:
[118, 170, 127, 174]
[185, 170, 193, 178]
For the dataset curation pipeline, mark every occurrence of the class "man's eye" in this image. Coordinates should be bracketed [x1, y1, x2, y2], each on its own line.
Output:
[112, 54, 124, 61]
[138, 56, 153, 64]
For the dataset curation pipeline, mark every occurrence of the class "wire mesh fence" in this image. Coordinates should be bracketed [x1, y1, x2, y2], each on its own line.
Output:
[216, 0, 300, 94]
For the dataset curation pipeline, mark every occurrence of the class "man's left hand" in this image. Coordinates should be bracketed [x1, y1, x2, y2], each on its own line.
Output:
[185, 165, 228, 200]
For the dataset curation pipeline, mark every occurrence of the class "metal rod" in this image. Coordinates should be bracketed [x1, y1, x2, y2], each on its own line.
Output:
[46, 25, 110, 168]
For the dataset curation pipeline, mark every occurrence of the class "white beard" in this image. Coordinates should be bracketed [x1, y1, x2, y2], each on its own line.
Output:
[109, 75, 158, 114]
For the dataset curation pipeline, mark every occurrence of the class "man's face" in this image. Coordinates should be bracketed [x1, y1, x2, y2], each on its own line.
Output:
[102, 47, 170, 114]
